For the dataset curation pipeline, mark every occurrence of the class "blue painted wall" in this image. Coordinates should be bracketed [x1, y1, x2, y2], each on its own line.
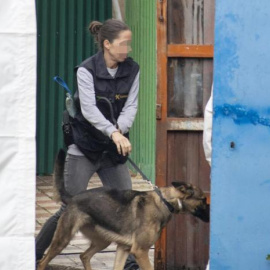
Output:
[211, 1, 270, 269]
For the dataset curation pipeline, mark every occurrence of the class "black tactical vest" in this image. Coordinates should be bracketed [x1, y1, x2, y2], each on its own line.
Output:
[71, 51, 139, 163]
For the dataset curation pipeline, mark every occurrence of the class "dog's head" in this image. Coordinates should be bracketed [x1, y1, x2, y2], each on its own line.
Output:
[170, 181, 209, 223]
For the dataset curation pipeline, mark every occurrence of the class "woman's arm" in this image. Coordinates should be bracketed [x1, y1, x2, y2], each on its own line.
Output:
[117, 72, 140, 134]
[77, 67, 118, 137]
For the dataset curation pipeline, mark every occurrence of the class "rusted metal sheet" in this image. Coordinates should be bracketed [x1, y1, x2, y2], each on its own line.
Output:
[167, 44, 214, 57]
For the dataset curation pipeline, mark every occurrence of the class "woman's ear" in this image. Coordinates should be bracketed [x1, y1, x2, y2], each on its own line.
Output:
[103, 39, 110, 50]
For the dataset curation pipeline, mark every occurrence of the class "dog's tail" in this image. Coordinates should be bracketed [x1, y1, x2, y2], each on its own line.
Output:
[53, 149, 72, 204]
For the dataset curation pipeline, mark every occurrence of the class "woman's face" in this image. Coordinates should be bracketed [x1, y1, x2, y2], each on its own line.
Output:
[104, 30, 132, 63]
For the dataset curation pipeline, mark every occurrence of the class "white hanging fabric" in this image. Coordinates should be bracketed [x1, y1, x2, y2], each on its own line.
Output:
[0, 0, 36, 269]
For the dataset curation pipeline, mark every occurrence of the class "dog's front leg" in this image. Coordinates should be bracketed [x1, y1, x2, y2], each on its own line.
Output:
[113, 245, 130, 270]
[80, 240, 110, 270]
[133, 248, 153, 270]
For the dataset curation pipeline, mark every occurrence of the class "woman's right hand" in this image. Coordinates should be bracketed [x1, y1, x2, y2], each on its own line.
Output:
[111, 131, 132, 156]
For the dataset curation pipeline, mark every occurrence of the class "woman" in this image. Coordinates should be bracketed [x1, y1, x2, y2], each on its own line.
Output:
[36, 19, 140, 270]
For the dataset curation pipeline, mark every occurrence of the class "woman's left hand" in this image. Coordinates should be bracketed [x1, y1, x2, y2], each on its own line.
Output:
[111, 131, 132, 156]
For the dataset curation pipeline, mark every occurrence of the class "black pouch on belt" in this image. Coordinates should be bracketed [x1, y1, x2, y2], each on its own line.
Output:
[62, 110, 74, 147]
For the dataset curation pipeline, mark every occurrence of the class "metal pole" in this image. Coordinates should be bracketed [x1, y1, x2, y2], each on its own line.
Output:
[112, 0, 123, 21]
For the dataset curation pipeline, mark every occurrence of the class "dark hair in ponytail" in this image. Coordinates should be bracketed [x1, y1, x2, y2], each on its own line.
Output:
[89, 19, 130, 50]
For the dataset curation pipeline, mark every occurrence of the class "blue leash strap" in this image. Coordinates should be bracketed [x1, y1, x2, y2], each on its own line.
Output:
[53, 76, 72, 95]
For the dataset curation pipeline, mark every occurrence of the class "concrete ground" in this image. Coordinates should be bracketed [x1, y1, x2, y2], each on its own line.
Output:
[36, 174, 155, 270]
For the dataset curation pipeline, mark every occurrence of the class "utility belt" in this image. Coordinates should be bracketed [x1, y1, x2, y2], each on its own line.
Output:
[62, 107, 129, 164]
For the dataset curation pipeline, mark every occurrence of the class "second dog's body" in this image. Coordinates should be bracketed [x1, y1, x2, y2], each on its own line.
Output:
[37, 151, 209, 270]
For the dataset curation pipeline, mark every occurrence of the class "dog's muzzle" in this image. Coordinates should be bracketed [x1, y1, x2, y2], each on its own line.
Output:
[193, 204, 210, 223]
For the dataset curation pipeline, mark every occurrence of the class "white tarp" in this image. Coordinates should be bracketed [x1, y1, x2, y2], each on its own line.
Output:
[0, 0, 36, 269]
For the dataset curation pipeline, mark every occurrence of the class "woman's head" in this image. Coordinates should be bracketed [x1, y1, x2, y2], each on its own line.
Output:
[89, 19, 132, 64]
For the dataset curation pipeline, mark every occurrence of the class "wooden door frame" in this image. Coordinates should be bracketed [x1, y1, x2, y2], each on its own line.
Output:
[155, 1, 168, 267]
[155, 0, 214, 269]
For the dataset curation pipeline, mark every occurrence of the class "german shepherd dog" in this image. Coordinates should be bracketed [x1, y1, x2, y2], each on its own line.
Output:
[37, 150, 209, 270]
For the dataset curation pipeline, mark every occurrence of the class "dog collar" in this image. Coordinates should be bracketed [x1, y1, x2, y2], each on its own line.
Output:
[154, 187, 175, 213]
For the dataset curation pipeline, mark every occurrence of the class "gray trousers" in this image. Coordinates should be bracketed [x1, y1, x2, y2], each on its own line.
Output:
[36, 153, 138, 269]
[64, 153, 132, 196]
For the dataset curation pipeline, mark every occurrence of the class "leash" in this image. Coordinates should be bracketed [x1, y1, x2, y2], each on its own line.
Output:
[97, 95, 175, 213]
[95, 95, 154, 185]
[127, 157, 174, 212]
[126, 156, 151, 182]
[127, 158, 174, 212]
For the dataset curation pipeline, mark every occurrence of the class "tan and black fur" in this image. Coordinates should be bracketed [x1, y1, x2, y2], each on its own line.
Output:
[37, 150, 209, 270]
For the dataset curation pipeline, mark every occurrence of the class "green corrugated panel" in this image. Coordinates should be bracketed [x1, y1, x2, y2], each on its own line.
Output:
[125, 0, 157, 182]
[36, 0, 112, 175]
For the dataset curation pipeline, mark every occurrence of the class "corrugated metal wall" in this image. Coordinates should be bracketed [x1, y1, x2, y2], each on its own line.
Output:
[125, 0, 157, 182]
[36, 0, 112, 174]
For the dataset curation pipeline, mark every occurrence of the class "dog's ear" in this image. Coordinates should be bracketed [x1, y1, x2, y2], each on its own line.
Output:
[171, 181, 187, 188]
[172, 181, 194, 197]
